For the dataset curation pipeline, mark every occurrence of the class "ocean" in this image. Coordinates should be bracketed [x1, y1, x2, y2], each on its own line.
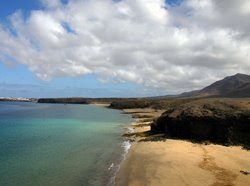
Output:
[0, 102, 132, 186]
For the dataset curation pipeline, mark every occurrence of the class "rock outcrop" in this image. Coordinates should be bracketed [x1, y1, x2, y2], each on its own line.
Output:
[109, 99, 152, 109]
[151, 99, 250, 147]
[38, 98, 90, 104]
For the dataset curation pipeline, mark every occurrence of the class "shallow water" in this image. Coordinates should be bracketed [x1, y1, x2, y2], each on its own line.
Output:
[0, 102, 132, 186]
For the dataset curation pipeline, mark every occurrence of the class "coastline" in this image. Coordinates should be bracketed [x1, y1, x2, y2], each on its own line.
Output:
[89, 103, 133, 186]
[116, 140, 250, 186]
[90, 107, 163, 186]
[121, 108, 164, 140]
[89, 103, 111, 107]
[4, 100, 250, 185]
[115, 108, 250, 186]
[114, 108, 164, 185]
[108, 108, 158, 186]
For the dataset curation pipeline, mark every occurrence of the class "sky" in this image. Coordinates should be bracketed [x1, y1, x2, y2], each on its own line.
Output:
[0, 0, 250, 98]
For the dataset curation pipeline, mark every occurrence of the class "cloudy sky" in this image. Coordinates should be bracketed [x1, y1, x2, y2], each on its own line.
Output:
[0, 0, 250, 98]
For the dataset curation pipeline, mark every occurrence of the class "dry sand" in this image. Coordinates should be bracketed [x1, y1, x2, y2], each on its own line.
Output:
[90, 103, 110, 107]
[116, 140, 250, 186]
[116, 108, 250, 186]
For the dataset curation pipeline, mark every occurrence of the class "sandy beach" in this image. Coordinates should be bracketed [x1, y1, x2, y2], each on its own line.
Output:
[116, 108, 250, 186]
[90, 103, 111, 107]
[117, 140, 250, 186]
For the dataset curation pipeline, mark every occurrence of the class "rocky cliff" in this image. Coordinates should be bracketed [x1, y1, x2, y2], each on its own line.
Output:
[151, 99, 250, 148]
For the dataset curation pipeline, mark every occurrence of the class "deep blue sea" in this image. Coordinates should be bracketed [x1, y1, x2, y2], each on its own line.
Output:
[0, 102, 132, 186]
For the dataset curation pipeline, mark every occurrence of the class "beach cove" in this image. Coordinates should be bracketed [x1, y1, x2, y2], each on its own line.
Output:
[116, 107, 250, 186]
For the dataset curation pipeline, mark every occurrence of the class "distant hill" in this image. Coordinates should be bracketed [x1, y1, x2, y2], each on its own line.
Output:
[197, 73, 250, 97]
[36, 73, 250, 104]
[158, 73, 250, 98]
[179, 90, 200, 97]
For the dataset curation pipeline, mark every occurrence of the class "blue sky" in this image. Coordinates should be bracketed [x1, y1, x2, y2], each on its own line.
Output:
[0, 0, 40, 18]
[0, 63, 159, 98]
[0, 0, 249, 98]
[0, 0, 178, 98]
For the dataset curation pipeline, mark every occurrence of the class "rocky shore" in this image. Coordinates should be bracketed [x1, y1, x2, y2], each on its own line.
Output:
[37, 96, 250, 148]
[36, 96, 250, 185]
[114, 99, 250, 186]
[121, 108, 165, 141]
[151, 99, 250, 148]
[32, 73, 250, 185]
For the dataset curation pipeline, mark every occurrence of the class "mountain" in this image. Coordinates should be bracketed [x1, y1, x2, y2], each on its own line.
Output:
[158, 73, 250, 98]
[223, 82, 250, 97]
[179, 90, 200, 97]
[197, 73, 250, 97]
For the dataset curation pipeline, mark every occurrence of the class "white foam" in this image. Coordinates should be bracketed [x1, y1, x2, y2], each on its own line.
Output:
[122, 140, 131, 156]
[127, 126, 135, 133]
[107, 121, 134, 186]
[108, 163, 114, 170]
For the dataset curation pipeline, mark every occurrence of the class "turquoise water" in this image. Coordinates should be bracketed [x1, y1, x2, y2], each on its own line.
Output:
[0, 102, 132, 186]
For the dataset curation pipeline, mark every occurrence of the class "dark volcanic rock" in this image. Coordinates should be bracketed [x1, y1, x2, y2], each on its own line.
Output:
[109, 99, 152, 109]
[38, 98, 90, 104]
[151, 100, 250, 147]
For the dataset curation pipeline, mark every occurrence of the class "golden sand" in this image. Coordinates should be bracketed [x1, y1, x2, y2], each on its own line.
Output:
[116, 140, 250, 186]
[116, 108, 250, 186]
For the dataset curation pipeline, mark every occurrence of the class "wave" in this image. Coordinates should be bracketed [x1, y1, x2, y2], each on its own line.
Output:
[107, 120, 134, 186]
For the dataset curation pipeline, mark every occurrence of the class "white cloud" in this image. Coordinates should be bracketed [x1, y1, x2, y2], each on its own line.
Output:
[0, 0, 250, 94]
[40, 0, 62, 8]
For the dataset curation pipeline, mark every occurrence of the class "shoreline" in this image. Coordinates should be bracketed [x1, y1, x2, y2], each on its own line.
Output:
[89, 103, 111, 107]
[89, 103, 132, 186]
[90, 102, 250, 186]
[4, 100, 250, 185]
[116, 139, 250, 186]
[114, 108, 164, 185]
[115, 108, 250, 186]
[95, 107, 164, 186]
[121, 108, 164, 141]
